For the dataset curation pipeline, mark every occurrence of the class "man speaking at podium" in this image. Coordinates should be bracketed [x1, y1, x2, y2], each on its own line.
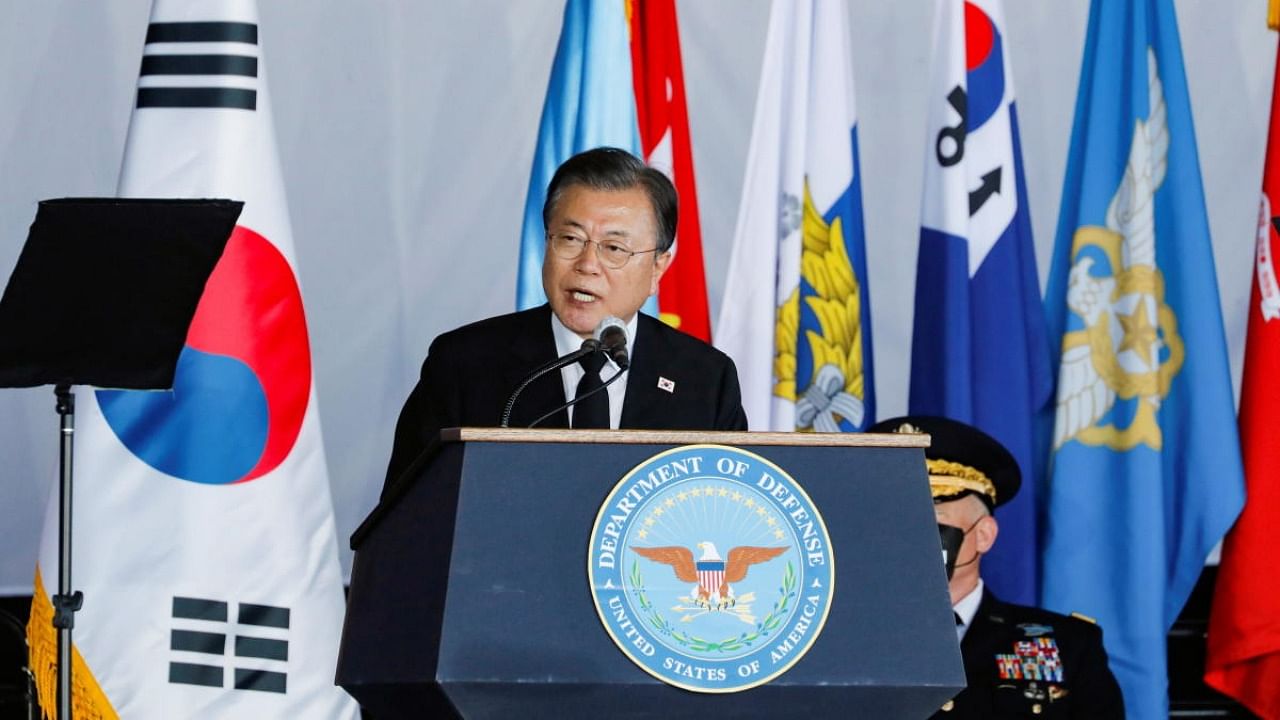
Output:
[870, 416, 1124, 719]
[383, 147, 747, 492]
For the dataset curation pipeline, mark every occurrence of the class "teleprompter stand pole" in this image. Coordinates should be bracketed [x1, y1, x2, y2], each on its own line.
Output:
[52, 384, 82, 720]
[0, 199, 246, 720]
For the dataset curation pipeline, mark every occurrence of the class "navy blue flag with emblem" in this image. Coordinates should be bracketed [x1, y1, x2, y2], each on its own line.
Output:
[909, 0, 1052, 606]
[1040, 1, 1244, 717]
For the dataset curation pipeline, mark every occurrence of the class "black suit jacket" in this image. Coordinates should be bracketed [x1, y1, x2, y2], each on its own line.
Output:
[931, 590, 1125, 719]
[383, 304, 747, 492]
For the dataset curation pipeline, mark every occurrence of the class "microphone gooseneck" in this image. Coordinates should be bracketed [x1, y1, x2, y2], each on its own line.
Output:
[499, 338, 600, 427]
[528, 364, 627, 429]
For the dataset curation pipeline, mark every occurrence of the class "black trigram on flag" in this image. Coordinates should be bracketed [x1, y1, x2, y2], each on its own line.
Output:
[137, 22, 259, 110]
[169, 596, 290, 694]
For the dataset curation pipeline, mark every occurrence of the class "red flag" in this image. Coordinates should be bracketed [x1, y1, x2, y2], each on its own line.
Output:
[1204, 44, 1280, 720]
[629, 0, 711, 341]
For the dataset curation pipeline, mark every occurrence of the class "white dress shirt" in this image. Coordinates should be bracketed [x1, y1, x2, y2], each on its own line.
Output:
[953, 579, 984, 642]
[551, 312, 637, 429]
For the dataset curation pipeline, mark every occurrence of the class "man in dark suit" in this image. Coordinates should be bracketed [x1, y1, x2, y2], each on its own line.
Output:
[869, 416, 1125, 718]
[384, 147, 747, 490]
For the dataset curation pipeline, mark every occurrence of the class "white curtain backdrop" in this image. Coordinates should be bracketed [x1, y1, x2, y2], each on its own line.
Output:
[0, 0, 1271, 593]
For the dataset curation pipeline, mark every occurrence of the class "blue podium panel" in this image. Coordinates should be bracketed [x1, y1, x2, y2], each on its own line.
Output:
[339, 432, 963, 719]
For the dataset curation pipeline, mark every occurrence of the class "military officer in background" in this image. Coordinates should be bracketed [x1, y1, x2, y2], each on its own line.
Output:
[869, 415, 1125, 719]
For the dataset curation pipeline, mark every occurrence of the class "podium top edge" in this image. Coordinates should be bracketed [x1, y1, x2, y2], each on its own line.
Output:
[441, 427, 931, 448]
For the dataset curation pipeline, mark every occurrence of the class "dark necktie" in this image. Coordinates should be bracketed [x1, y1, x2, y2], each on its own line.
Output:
[572, 351, 609, 429]
[954, 611, 963, 626]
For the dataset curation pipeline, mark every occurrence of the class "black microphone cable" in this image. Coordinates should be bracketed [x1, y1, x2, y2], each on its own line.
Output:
[499, 338, 599, 427]
[527, 364, 627, 429]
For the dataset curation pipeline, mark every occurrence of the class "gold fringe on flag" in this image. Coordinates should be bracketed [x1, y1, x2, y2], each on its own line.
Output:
[1271, 0, 1280, 30]
[26, 567, 119, 720]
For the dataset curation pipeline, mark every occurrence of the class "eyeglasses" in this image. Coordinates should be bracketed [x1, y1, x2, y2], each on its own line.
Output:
[547, 233, 661, 270]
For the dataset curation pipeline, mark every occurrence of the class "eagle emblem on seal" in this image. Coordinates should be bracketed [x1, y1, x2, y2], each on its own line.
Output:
[632, 542, 787, 611]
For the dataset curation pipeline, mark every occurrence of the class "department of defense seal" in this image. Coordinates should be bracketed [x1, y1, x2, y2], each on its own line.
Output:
[587, 444, 834, 693]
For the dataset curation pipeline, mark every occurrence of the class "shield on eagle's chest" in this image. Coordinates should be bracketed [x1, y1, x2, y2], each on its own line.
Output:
[696, 560, 725, 596]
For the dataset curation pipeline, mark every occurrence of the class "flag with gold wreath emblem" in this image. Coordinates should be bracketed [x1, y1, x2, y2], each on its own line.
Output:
[716, 0, 873, 433]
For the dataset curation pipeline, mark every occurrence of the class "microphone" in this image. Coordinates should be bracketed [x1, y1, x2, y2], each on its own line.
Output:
[499, 337, 600, 427]
[528, 364, 627, 429]
[596, 316, 629, 370]
[527, 317, 630, 427]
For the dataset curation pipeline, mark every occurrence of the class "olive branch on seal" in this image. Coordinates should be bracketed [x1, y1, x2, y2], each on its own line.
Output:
[629, 560, 797, 654]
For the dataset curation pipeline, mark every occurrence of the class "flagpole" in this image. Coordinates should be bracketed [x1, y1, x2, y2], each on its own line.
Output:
[51, 384, 82, 720]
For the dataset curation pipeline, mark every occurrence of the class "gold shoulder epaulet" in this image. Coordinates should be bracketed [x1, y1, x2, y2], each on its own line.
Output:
[1071, 611, 1097, 625]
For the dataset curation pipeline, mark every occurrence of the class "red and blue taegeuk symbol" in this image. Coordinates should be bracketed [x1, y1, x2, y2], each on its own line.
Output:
[97, 226, 312, 485]
[965, 1, 1006, 132]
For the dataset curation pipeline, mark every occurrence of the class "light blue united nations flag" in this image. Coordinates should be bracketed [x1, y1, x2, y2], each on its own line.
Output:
[515, 0, 653, 316]
[1040, 1, 1244, 717]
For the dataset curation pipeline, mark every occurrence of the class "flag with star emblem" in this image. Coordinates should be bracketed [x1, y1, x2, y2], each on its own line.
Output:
[1040, 1, 1244, 717]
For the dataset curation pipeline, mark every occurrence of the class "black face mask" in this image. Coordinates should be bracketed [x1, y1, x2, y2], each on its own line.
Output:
[938, 524, 964, 579]
[937, 517, 983, 580]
